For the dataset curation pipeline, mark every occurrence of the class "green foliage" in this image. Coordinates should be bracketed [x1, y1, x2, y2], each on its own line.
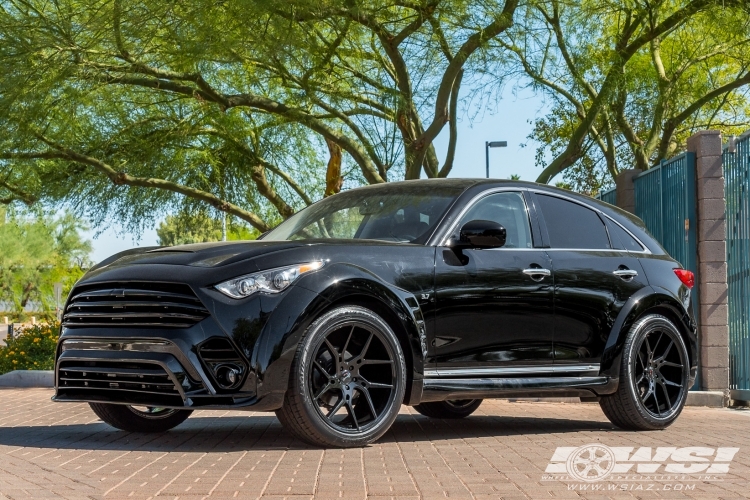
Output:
[156, 211, 260, 247]
[502, 0, 750, 191]
[0, 322, 59, 374]
[0, 0, 518, 232]
[0, 211, 91, 319]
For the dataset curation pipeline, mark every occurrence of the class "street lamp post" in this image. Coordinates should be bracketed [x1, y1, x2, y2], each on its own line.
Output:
[485, 140, 508, 178]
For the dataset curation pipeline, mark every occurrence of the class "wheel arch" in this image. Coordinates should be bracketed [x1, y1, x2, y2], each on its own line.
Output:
[600, 286, 697, 385]
[320, 292, 422, 405]
[253, 264, 427, 407]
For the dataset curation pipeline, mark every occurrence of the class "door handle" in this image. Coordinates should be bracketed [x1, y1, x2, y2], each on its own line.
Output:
[522, 268, 551, 281]
[613, 269, 638, 280]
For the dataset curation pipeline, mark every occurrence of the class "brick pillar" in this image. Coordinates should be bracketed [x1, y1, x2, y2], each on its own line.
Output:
[686, 130, 729, 391]
[615, 169, 642, 214]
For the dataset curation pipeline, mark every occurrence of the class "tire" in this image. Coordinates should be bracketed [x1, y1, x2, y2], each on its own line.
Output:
[600, 314, 690, 430]
[414, 399, 483, 419]
[276, 305, 407, 447]
[89, 403, 192, 432]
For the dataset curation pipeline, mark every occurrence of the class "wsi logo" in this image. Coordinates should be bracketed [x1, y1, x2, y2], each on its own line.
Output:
[545, 444, 739, 482]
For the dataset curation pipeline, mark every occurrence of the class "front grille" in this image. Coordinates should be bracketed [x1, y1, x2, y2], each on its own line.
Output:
[63, 282, 209, 328]
[57, 359, 183, 405]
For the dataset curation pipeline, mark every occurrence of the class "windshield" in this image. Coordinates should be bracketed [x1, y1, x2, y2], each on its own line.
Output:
[264, 184, 463, 244]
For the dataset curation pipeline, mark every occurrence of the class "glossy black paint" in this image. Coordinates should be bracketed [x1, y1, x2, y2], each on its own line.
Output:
[53, 179, 697, 411]
[457, 220, 507, 249]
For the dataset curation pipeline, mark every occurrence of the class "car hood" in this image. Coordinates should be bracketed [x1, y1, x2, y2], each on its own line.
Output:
[91, 240, 310, 270]
[90, 239, 416, 271]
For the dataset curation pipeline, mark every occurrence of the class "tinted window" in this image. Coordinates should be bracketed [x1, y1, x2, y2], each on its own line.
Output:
[265, 185, 462, 243]
[606, 219, 644, 252]
[536, 194, 610, 249]
[458, 192, 533, 248]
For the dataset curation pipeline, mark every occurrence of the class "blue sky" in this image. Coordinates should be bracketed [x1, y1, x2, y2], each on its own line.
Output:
[84, 87, 549, 262]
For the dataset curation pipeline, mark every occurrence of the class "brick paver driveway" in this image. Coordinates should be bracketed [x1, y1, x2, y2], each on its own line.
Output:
[1, 389, 748, 499]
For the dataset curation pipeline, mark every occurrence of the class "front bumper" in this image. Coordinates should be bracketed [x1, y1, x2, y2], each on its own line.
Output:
[53, 320, 274, 411]
[52, 308, 282, 411]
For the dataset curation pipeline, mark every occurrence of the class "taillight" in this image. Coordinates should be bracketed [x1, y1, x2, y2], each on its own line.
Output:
[674, 269, 695, 289]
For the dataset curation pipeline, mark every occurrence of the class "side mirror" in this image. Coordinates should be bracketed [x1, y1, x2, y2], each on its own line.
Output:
[458, 220, 506, 249]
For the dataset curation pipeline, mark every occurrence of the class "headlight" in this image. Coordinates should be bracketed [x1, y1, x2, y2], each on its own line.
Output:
[214, 261, 325, 299]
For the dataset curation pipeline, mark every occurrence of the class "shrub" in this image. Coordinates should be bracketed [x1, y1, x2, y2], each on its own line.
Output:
[0, 322, 59, 374]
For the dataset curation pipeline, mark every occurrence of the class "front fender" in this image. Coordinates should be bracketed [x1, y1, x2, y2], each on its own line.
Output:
[252, 263, 428, 408]
[600, 285, 697, 384]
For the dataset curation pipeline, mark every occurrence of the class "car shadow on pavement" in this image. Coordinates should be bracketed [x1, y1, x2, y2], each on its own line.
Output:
[0, 413, 616, 452]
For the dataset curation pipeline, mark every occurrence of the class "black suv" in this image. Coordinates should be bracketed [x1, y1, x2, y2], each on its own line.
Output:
[54, 179, 696, 447]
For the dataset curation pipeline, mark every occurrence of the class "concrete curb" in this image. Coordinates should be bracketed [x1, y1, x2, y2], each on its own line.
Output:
[686, 390, 730, 407]
[0, 370, 54, 388]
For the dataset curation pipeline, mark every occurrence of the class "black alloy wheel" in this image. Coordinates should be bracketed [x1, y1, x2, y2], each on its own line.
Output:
[277, 306, 406, 447]
[127, 406, 180, 419]
[599, 314, 689, 430]
[89, 402, 192, 432]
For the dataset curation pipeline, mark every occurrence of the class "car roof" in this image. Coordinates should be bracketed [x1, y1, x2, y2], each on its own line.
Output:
[349, 178, 664, 255]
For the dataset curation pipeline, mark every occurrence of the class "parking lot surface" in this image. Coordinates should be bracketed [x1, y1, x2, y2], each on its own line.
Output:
[0, 388, 748, 499]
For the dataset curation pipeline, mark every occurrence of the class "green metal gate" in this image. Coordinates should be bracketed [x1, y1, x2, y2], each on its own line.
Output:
[633, 153, 699, 388]
[724, 133, 750, 401]
[633, 153, 698, 275]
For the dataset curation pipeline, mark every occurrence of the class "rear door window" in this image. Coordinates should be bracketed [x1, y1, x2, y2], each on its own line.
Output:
[535, 194, 610, 249]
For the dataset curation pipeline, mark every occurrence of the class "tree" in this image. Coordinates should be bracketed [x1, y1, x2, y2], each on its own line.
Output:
[0, 0, 519, 234]
[0, 211, 91, 319]
[156, 211, 259, 247]
[497, 0, 750, 190]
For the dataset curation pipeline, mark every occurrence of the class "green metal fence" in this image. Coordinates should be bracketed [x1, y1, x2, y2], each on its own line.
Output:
[633, 154, 698, 272]
[633, 153, 699, 389]
[724, 133, 750, 401]
[596, 187, 617, 205]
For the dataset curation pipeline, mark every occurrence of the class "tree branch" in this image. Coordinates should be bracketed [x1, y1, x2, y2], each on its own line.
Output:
[438, 68, 463, 178]
[33, 135, 271, 231]
[408, 0, 520, 173]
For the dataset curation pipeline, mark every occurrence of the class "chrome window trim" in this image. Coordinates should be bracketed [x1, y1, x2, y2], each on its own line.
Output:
[530, 190, 652, 255]
[424, 363, 600, 378]
[436, 187, 533, 247]
[600, 213, 650, 254]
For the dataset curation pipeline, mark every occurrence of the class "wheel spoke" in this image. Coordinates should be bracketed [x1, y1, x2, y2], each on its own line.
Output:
[346, 401, 360, 431]
[657, 380, 672, 410]
[644, 336, 653, 360]
[359, 374, 393, 390]
[360, 387, 378, 421]
[326, 396, 345, 419]
[637, 351, 646, 370]
[653, 386, 661, 416]
[653, 332, 665, 356]
[324, 338, 340, 362]
[314, 383, 334, 400]
[641, 386, 653, 405]
[659, 376, 682, 388]
[655, 340, 674, 363]
[342, 326, 355, 361]
[660, 360, 683, 368]
[635, 372, 645, 384]
[313, 360, 332, 377]
[359, 332, 374, 360]
[361, 359, 393, 365]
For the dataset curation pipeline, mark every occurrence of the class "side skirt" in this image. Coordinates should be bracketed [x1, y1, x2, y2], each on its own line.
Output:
[419, 376, 616, 403]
